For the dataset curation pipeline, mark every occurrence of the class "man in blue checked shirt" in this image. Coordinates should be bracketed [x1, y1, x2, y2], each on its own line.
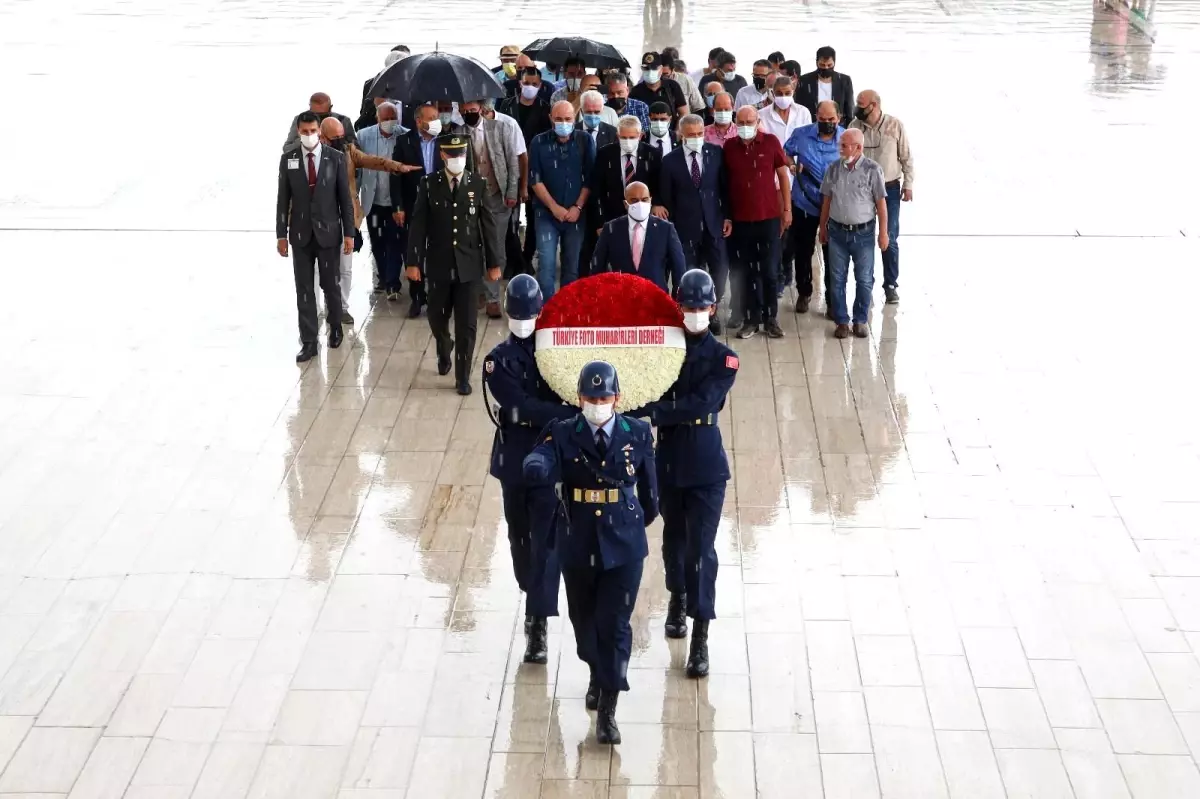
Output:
[528, 101, 596, 300]
[783, 100, 843, 314]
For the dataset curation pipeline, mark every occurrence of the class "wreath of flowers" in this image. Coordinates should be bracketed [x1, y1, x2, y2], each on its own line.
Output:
[534, 273, 686, 411]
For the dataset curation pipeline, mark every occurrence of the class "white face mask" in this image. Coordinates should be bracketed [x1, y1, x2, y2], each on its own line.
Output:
[581, 401, 614, 426]
[737, 125, 757, 141]
[723, 69, 737, 81]
[773, 95, 794, 110]
[843, 154, 858, 166]
[713, 110, 733, 125]
[445, 156, 466, 175]
[643, 69, 661, 84]
[567, 77, 582, 92]
[627, 201, 651, 222]
[520, 84, 540, 100]
[683, 310, 711, 334]
[379, 119, 397, 134]
[649, 120, 670, 138]
[300, 132, 320, 150]
[618, 138, 639, 155]
[508, 318, 536, 339]
[684, 136, 704, 154]
[424, 119, 442, 137]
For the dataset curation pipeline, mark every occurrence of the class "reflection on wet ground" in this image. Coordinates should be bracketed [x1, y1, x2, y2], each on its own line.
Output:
[2, 0, 1200, 796]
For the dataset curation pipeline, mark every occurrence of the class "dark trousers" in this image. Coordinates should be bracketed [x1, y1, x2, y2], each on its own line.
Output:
[729, 218, 781, 325]
[562, 558, 644, 692]
[367, 205, 407, 292]
[292, 237, 342, 343]
[683, 232, 729, 306]
[882, 181, 901, 289]
[578, 224, 599, 279]
[790, 208, 828, 301]
[426, 276, 480, 384]
[661, 483, 725, 620]
[779, 221, 796, 290]
[501, 483, 561, 618]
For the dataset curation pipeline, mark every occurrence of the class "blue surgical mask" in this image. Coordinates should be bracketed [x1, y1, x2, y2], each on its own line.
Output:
[553, 121, 575, 137]
[705, 95, 716, 109]
[582, 113, 602, 129]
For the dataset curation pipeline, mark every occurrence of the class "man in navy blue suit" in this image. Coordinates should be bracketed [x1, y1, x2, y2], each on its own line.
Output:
[592, 181, 686, 295]
[658, 114, 732, 333]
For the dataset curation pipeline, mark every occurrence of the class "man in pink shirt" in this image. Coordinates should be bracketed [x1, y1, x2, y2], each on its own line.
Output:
[704, 93, 738, 147]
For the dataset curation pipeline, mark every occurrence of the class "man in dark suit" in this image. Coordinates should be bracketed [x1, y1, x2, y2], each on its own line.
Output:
[796, 46, 855, 128]
[276, 111, 354, 362]
[643, 102, 680, 158]
[658, 114, 732, 333]
[389, 104, 447, 317]
[578, 90, 618, 152]
[593, 181, 686, 295]
[585, 118, 661, 279]
[355, 45, 414, 131]
[406, 137, 502, 396]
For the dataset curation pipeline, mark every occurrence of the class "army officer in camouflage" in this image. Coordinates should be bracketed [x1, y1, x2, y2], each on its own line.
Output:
[407, 136, 501, 395]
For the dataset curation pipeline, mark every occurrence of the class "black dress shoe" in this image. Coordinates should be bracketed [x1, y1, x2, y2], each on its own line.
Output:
[686, 618, 710, 679]
[295, 343, 318, 363]
[407, 300, 423, 318]
[596, 690, 621, 744]
[585, 672, 600, 711]
[328, 325, 344, 349]
[456, 381, 473, 396]
[664, 592, 688, 639]
[523, 616, 548, 664]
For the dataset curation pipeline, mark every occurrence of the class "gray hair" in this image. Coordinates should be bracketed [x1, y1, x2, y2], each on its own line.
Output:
[606, 71, 631, 88]
[376, 101, 398, 119]
[679, 113, 704, 130]
[580, 90, 604, 110]
[617, 114, 642, 134]
[773, 76, 792, 91]
[480, 97, 495, 111]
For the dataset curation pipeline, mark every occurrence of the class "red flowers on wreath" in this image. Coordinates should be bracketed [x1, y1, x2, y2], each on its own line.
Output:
[536, 273, 683, 330]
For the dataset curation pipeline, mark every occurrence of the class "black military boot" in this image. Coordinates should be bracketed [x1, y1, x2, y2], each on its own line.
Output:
[686, 619, 710, 679]
[523, 616, 548, 664]
[596, 690, 621, 745]
[664, 592, 688, 639]
[585, 670, 600, 711]
[523, 614, 532, 636]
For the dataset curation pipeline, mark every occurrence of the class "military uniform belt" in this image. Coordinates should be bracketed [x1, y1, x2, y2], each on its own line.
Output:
[573, 488, 621, 503]
[501, 420, 535, 428]
[679, 413, 717, 426]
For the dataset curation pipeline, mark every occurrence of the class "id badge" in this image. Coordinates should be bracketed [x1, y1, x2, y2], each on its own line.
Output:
[287, 158, 300, 170]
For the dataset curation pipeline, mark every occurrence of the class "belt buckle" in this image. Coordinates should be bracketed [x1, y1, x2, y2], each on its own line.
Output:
[607, 489, 618, 503]
[585, 489, 604, 503]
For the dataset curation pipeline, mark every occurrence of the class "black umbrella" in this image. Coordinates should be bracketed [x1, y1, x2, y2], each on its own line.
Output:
[523, 37, 630, 69]
[368, 50, 504, 105]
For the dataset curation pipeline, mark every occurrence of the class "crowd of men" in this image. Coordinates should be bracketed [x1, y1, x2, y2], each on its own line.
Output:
[276, 42, 915, 365]
[272, 39, 915, 744]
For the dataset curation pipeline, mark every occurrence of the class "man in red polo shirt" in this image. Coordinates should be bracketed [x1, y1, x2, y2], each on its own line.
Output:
[723, 105, 792, 339]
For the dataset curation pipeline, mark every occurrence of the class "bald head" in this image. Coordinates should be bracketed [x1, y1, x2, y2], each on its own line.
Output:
[319, 116, 344, 141]
[516, 54, 534, 70]
[735, 105, 759, 126]
[376, 102, 398, 121]
[624, 181, 651, 204]
[309, 92, 332, 113]
[855, 90, 880, 124]
[839, 127, 864, 161]
[712, 92, 733, 113]
[816, 100, 839, 120]
[551, 101, 576, 134]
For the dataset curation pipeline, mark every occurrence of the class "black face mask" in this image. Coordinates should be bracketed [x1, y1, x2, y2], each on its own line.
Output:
[817, 121, 837, 136]
[753, 75, 766, 90]
[327, 137, 346, 152]
[853, 105, 872, 121]
[606, 97, 627, 112]
[817, 67, 834, 79]
[462, 111, 481, 128]
[315, 111, 332, 120]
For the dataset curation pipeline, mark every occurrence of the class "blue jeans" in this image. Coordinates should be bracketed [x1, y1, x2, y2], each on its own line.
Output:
[827, 220, 875, 325]
[534, 207, 583, 300]
[882, 182, 901, 289]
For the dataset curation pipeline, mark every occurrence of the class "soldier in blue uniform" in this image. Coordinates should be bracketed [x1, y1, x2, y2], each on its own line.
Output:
[482, 274, 576, 664]
[628, 269, 738, 679]
[523, 362, 659, 745]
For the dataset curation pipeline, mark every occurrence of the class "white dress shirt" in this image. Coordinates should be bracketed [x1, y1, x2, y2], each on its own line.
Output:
[685, 147, 704, 179]
[300, 142, 323, 176]
[759, 103, 812, 146]
[648, 134, 674, 156]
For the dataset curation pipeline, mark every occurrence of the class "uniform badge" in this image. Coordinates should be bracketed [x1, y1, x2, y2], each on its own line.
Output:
[627, 463, 636, 475]
[621, 444, 632, 452]
[467, 191, 474, 198]
[725, 355, 739, 370]
[484, 359, 494, 373]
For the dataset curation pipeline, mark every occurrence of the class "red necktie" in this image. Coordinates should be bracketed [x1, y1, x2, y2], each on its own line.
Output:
[624, 154, 634, 185]
[306, 152, 317, 190]
[690, 152, 701, 188]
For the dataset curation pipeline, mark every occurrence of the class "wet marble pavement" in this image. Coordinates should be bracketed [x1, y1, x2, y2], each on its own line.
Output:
[3, 0, 1200, 797]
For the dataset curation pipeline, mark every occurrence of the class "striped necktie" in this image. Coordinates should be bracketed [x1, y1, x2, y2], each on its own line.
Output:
[624, 154, 634, 185]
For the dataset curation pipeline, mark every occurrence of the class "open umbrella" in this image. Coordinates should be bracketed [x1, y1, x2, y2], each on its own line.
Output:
[368, 50, 504, 105]
[523, 37, 630, 69]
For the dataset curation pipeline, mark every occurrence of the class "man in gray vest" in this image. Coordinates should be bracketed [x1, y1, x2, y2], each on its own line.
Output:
[818, 127, 888, 340]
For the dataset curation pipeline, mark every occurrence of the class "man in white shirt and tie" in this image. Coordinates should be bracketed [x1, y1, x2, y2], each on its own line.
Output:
[644, 102, 677, 157]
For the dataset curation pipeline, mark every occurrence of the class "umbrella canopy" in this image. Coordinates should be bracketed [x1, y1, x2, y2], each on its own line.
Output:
[522, 37, 630, 69]
[368, 51, 504, 105]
